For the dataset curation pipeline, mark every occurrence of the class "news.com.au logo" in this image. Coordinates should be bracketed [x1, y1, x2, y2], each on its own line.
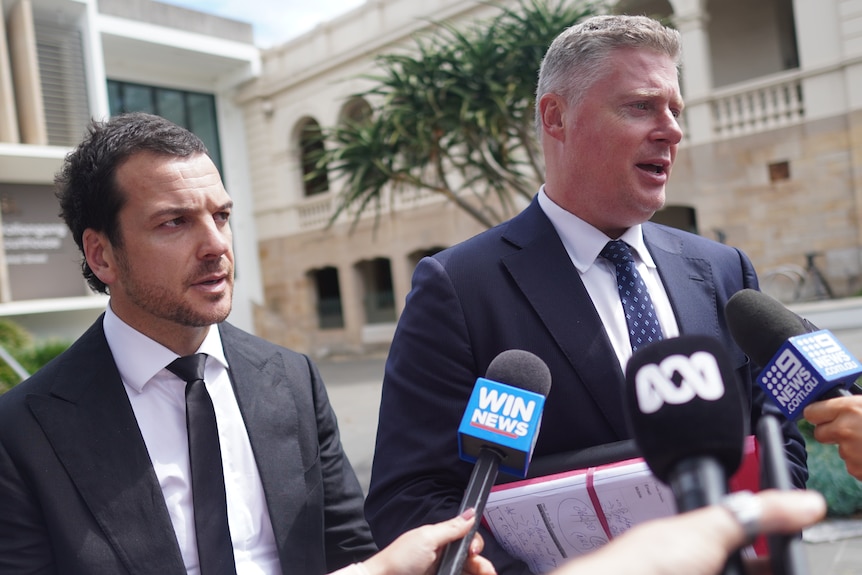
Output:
[760, 331, 859, 413]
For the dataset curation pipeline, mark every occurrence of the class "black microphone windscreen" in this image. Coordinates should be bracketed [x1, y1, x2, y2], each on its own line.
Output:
[486, 349, 552, 397]
[725, 289, 811, 367]
[624, 335, 746, 484]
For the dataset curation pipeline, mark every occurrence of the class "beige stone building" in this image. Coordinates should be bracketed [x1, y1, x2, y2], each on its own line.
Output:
[237, 0, 862, 358]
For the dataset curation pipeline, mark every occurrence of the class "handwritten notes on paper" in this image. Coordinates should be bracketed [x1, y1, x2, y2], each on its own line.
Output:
[482, 459, 676, 574]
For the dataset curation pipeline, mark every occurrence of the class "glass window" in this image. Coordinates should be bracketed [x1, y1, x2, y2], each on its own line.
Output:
[106, 80, 223, 175]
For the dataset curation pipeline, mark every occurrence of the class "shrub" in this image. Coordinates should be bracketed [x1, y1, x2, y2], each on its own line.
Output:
[0, 319, 69, 394]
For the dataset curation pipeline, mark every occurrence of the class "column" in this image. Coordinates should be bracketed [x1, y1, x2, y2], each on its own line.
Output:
[669, 0, 714, 145]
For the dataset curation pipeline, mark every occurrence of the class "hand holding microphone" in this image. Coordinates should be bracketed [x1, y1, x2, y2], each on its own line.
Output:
[724, 288, 862, 574]
[436, 349, 551, 575]
[802, 394, 862, 480]
[726, 289, 862, 481]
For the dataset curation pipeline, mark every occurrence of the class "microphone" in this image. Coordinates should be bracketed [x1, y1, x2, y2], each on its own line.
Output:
[725, 289, 862, 420]
[436, 349, 551, 575]
[756, 414, 810, 575]
[624, 335, 746, 575]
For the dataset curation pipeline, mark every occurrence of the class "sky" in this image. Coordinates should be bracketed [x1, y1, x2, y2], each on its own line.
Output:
[159, 0, 367, 48]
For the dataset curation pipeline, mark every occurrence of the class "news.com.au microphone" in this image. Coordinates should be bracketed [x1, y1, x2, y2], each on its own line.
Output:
[624, 335, 747, 575]
[436, 349, 551, 575]
[725, 288, 862, 420]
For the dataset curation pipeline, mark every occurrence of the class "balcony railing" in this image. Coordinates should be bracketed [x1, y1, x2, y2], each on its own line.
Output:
[709, 73, 805, 138]
[295, 184, 446, 231]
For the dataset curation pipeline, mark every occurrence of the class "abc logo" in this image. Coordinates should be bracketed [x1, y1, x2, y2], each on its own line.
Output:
[634, 351, 725, 414]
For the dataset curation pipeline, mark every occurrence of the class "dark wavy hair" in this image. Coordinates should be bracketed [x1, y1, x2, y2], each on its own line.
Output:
[55, 113, 209, 294]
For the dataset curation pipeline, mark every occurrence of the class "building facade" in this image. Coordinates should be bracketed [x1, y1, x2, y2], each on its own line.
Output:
[237, 0, 862, 359]
[0, 0, 263, 342]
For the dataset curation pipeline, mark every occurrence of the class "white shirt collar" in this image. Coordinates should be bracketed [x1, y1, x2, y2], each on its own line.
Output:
[537, 186, 657, 271]
[103, 303, 228, 393]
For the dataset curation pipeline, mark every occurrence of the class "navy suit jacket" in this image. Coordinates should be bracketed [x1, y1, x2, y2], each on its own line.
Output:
[0, 318, 376, 574]
[365, 198, 807, 574]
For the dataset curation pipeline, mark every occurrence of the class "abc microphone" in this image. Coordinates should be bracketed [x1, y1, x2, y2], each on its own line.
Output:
[624, 335, 746, 575]
[725, 288, 862, 420]
[436, 349, 551, 575]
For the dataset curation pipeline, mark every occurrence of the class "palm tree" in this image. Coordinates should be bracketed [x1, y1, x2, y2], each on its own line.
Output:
[311, 0, 602, 230]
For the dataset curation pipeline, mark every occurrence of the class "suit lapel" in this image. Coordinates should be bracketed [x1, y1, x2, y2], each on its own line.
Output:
[643, 223, 720, 337]
[219, 325, 303, 566]
[27, 319, 185, 574]
[500, 201, 630, 436]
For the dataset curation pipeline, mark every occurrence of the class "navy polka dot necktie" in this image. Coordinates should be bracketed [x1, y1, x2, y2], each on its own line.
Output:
[600, 240, 664, 352]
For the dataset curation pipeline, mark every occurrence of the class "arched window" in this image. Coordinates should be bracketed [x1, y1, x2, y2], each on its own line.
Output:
[298, 118, 329, 197]
[339, 97, 373, 126]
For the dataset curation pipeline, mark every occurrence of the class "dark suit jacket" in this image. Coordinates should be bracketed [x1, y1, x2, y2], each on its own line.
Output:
[365, 198, 807, 574]
[0, 319, 376, 574]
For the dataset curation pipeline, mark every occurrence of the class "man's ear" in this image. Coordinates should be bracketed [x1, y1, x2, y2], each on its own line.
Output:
[539, 93, 566, 142]
[82, 228, 117, 286]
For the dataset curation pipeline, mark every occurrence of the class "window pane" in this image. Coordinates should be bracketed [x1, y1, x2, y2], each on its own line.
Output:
[156, 89, 186, 127]
[123, 85, 155, 114]
[188, 93, 222, 174]
[107, 81, 123, 114]
[104, 81, 221, 173]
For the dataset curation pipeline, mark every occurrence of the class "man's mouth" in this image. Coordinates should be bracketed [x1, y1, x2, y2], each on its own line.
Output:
[637, 163, 666, 174]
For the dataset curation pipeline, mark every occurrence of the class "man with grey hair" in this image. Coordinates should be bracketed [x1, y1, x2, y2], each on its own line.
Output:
[366, 14, 807, 574]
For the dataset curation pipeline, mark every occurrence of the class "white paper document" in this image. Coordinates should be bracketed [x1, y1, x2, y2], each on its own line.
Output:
[482, 437, 760, 574]
[482, 458, 676, 574]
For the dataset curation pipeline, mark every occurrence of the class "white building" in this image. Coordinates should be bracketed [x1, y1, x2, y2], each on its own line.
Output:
[0, 0, 262, 341]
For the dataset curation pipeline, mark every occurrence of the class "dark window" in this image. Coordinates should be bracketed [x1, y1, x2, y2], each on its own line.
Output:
[358, 258, 396, 324]
[313, 267, 344, 329]
[107, 80, 223, 175]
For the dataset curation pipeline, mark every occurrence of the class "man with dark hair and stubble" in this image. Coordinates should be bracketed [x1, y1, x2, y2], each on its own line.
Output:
[0, 112, 379, 575]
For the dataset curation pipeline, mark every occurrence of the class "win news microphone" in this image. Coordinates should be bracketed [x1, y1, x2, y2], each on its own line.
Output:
[725, 288, 862, 420]
[625, 335, 747, 575]
[436, 349, 551, 575]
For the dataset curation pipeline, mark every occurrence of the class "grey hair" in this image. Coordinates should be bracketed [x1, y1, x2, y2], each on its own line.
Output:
[534, 14, 682, 135]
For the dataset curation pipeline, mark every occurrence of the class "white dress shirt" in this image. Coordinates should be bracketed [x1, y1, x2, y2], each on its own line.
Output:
[104, 305, 280, 574]
[537, 187, 679, 370]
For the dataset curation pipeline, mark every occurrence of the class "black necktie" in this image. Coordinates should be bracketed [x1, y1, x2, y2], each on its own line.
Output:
[166, 353, 237, 575]
[600, 240, 664, 352]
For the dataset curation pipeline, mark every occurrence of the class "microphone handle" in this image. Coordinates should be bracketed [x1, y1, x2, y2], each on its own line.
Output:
[669, 457, 745, 575]
[757, 415, 810, 575]
[669, 456, 728, 512]
[436, 448, 501, 575]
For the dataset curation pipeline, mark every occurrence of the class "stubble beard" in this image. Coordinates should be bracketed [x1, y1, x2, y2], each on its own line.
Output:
[115, 251, 233, 328]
